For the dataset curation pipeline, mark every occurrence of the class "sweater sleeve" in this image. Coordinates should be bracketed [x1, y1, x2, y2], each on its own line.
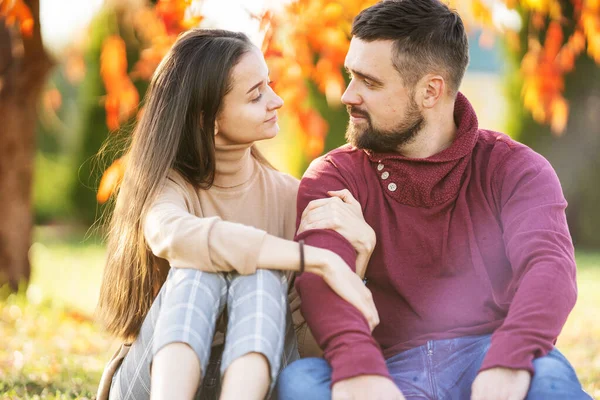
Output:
[480, 147, 577, 374]
[143, 177, 267, 275]
[295, 157, 390, 385]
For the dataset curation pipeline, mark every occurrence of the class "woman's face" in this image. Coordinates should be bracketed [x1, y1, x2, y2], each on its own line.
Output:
[215, 47, 283, 146]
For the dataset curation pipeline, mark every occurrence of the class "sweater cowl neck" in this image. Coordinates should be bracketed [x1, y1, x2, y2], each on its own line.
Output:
[363, 92, 479, 208]
[213, 142, 256, 189]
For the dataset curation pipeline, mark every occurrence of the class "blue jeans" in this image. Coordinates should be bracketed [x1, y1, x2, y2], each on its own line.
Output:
[276, 334, 592, 400]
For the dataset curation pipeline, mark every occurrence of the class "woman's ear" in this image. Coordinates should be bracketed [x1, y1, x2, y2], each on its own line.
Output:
[214, 119, 219, 136]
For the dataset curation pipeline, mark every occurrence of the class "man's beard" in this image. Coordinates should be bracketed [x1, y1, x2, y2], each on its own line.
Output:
[345, 97, 425, 153]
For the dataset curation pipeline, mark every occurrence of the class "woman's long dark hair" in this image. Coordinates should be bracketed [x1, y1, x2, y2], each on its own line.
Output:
[97, 29, 272, 340]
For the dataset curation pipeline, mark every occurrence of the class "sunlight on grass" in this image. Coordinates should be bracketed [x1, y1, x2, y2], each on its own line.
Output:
[558, 252, 600, 398]
[0, 236, 599, 398]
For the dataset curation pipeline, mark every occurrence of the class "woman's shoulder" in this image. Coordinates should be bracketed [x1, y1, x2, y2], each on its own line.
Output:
[163, 169, 198, 202]
[258, 164, 300, 192]
[165, 169, 193, 190]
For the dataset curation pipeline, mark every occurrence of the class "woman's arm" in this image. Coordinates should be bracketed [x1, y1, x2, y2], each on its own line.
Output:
[144, 178, 379, 330]
[257, 234, 378, 331]
[143, 178, 265, 275]
[297, 189, 375, 279]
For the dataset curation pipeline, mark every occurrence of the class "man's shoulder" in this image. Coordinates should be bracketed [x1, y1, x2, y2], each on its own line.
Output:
[300, 144, 368, 193]
[475, 129, 551, 177]
[307, 144, 366, 172]
[476, 129, 522, 155]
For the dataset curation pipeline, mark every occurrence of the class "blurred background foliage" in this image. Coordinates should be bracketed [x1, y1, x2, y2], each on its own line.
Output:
[0, 0, 599, 397]
[20, 0, 599, 246]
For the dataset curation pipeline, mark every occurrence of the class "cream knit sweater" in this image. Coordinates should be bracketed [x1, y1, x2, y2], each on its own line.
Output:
[143, 142, 319, 357]
[97, 143, 320, 400]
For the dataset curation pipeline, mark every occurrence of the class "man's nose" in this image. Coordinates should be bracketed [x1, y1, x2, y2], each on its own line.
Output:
[341, 80, 361, 106]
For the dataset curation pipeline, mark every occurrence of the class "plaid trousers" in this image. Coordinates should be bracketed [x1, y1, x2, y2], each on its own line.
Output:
[107, 267, 299, 400]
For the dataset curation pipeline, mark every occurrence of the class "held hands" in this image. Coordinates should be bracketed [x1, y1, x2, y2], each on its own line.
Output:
[471, 367, 531, 400]
[298, 189, 375, 278]
[332, 375, 406, 400]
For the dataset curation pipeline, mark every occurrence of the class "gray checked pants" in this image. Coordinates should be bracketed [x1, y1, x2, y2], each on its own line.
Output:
[108, 268, 299, 399]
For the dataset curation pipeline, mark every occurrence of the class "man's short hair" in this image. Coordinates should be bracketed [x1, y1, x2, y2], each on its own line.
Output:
[351, 0, 469, 96]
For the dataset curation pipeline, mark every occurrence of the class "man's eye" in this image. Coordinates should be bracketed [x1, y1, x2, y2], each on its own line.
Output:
[364, 80, 373, 87]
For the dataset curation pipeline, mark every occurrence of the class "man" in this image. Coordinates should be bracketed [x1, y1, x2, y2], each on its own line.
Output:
[276, 1, 592, 399]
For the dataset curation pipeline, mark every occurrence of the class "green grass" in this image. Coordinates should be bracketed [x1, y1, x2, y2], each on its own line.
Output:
[1, 232, 599, 398]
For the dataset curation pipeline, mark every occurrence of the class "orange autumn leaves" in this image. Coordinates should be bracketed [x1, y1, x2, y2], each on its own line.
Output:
[100, 0, 204, 132]
[101, 36, 139, 132]
[97, 36, 138, 203]
[464, 0, 599, 134]
[5, 0, 600, 201]
[97, 0, 204, 203]
[516, 0, 599, 134]
[0, 0, 34, 37]
[521, 21, 578, 134]
[262, 0, 376, 157]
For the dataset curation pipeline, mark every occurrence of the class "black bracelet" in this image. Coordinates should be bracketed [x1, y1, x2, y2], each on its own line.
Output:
[299, 240, 305, 274]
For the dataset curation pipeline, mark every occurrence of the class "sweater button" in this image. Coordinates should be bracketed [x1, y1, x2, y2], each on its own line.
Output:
[381, 171, 389, 180]
[388, 183, 397, 192]
[377, 163, 384, 171]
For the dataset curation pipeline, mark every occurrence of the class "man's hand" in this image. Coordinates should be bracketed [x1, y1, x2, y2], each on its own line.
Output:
[471, 367, 531, 400]
[332, 375, 405, 400]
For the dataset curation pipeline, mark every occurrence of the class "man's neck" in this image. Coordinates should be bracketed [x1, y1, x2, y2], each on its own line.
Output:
[397, 103, 457, 159]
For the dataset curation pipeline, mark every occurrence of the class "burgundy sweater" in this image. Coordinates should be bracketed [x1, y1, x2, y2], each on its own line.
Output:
[295, 93, 577, 385]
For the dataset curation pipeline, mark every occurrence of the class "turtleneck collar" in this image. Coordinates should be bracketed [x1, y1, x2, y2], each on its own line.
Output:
[213, 142, 256, 189]
[364, 92, 479, 208]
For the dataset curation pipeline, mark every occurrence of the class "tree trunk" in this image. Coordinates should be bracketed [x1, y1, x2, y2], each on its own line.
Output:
[0, 0, 53, 290]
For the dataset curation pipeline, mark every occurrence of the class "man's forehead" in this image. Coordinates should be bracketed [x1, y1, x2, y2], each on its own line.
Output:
[345, 38, 395, 70]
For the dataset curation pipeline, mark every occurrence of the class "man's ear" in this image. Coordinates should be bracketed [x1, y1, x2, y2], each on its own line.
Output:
[421, 74, 445, 109]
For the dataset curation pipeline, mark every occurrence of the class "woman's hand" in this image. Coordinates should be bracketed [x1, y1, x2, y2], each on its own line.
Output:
[317, 251, 379, 332]
[298, 189, 375, 279]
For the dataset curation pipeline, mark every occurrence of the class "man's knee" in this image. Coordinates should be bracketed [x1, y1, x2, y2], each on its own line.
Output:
[528, 350, 592, 400]
[277, 358, 332, 400]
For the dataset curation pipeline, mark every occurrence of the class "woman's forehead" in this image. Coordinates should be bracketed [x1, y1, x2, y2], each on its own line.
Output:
[230, 49, 268, 92]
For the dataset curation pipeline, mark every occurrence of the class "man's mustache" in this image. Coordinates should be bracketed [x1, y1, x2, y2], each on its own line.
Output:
[347, 106, 369, 119]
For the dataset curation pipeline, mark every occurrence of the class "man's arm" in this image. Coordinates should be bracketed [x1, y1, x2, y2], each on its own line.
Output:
[481, 147, 577, 374]
[294, 156, 391, 384]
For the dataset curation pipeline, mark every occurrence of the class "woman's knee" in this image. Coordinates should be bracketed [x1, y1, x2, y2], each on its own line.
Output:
[232, 269, 287, 292]
[276, 358, 332, 400]
[164, 268, 226, 303]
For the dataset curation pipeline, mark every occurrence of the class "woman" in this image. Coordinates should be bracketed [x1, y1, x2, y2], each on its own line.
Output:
[96, 29, 377, 400]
